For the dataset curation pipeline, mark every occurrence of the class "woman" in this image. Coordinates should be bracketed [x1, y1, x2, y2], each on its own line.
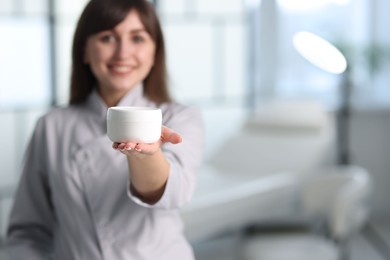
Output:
[6, 0, 204, 259]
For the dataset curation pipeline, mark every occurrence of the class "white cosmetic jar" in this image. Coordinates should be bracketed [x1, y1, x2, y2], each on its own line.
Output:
[107, 106, 162, 143]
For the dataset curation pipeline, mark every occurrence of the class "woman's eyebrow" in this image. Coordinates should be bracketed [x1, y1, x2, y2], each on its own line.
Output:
[111, 28, 147, 34]
[129, 28, 148, 34]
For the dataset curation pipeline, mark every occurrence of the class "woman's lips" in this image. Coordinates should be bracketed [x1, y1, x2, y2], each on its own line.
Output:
[109, 65, 133, 74]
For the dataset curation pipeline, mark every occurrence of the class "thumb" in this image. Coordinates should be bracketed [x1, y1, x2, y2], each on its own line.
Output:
[161, 126, 182, 144]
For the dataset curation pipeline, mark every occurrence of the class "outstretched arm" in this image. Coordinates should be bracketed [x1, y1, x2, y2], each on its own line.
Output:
[112, 126, 183, 204]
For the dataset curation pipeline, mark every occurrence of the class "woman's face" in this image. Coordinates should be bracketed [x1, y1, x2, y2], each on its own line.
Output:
[84, 9, 156, 105]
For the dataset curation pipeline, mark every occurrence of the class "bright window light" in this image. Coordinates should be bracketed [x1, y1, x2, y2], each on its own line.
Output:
[293, 31, 347, 74]
[277, 0, 350, 12]
[332, 0, 350, 6]
[244, 0, 262, 8]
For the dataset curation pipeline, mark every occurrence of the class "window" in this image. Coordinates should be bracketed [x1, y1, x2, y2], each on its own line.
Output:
[257, 0, 390, 109]
[157, 0, 249, 106]
[0, 0, 51, 108]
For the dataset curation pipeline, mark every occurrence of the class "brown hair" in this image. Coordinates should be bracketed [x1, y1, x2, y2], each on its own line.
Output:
[69, 0, 171, 104]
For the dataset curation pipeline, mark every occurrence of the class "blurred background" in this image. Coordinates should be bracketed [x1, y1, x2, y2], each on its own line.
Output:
[1, 0, 390, 259]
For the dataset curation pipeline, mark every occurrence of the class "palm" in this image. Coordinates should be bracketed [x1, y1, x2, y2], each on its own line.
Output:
[113, 126, 182, 155]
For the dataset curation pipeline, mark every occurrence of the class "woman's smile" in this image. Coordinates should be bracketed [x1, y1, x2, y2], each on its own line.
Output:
[108, 64, 134, 75]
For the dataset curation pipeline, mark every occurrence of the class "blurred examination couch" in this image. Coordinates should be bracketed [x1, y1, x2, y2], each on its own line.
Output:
[180, 100, 337, 243]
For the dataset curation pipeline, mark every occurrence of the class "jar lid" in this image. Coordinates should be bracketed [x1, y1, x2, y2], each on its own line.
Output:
[107, 106, 162, 122]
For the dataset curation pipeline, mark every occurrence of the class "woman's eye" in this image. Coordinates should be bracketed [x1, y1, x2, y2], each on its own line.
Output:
[100, 35, 115, 43]
[132, 35, 144, 43]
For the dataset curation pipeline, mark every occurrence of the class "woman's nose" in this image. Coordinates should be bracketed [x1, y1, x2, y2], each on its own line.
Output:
[115, 40, 133, 59]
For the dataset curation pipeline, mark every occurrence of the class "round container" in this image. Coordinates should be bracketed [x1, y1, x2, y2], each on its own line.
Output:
[107, 106, 162, 143]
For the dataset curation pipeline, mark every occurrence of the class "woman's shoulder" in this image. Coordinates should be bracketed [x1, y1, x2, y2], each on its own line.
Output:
[37, 104, 82, 127]
[43, 104, 77, 118]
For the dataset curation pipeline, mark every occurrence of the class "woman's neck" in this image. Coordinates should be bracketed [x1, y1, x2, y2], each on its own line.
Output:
[98, 89, 127, 107]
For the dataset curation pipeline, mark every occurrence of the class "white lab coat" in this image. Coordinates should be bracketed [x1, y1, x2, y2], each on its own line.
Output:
[6, 84, 204, 260]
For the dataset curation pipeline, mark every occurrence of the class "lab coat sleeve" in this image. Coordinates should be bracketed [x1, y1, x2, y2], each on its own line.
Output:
[128, 105, 204, 209]
[6, 117, 56, 259]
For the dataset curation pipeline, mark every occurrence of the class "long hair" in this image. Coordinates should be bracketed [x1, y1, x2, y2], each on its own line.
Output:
[69, 0, 171, 104]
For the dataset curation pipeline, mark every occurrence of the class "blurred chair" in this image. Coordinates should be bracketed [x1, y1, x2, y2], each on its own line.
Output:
[182, 99, 336, 243]
[205, 99, 337, 226]
[242, 166, 372, 260]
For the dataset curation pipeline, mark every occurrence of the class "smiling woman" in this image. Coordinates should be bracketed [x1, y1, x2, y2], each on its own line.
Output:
[84, 9, 157, 107]
[6, 0, 204, 259]
[70, 0, 170, 106]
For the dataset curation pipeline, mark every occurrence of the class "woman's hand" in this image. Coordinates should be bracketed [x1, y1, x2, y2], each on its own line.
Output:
[112, 126, 182, 156]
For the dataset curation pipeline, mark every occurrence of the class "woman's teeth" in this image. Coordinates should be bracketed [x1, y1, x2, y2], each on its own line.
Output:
[112, 66, 130, 73]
